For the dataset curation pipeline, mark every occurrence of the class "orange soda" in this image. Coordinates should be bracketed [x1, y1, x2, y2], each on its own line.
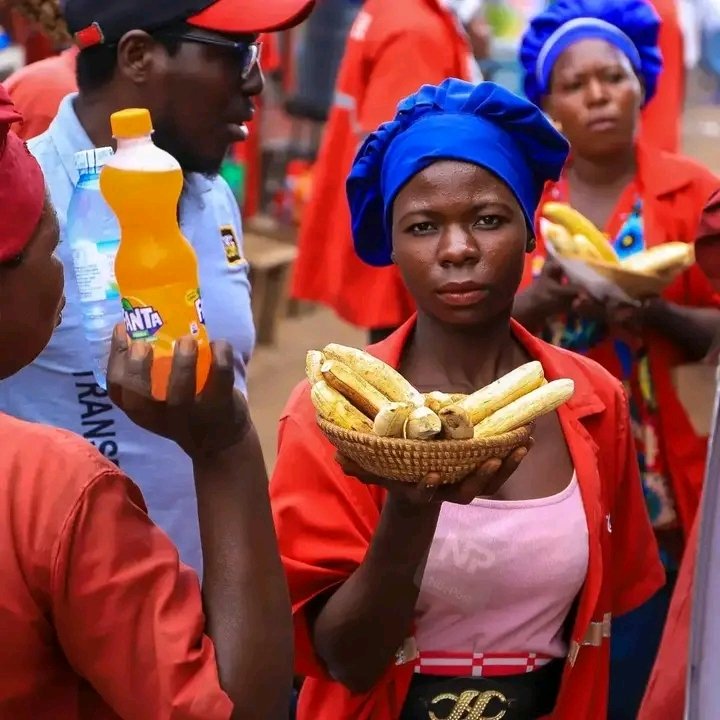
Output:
[100, 109, 211, 400]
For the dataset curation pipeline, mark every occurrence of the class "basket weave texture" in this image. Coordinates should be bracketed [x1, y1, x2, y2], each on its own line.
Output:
[318, 418, 532, 484]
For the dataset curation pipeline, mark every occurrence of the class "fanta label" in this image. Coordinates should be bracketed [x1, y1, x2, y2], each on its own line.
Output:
[122, 298, 164, 340]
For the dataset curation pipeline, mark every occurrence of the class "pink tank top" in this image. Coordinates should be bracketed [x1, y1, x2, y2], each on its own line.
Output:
[414, 474, 588, 658]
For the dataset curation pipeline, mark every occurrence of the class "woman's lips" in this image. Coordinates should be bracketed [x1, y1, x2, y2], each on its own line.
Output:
[436, 284, 489, 307]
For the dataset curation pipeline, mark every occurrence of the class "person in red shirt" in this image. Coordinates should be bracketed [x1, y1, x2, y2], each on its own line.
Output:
[643, 0, 685, 153]
[3, 47, 79, 140]
[638, 188, 720, 720]
[290, 0, 478, 344]
[0, 41, 301, 719]
[515, 1, 719, 714]
[271, 78, 664, 720]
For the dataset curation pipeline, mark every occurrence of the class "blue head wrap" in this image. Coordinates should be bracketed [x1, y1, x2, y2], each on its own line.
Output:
[347, 79, 569, 268]
[519, 0, 662, 107]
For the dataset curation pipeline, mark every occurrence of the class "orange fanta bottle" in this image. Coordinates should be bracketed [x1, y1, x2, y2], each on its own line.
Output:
[100, 109, 211, 400]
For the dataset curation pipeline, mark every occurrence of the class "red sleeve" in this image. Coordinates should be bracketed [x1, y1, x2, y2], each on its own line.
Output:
[358, 30, 453, 133]
[610, 386, 666, 616]
[51, 471, 232, 720]
[270, 387, 385, 678]
[638, 518, 697, 720]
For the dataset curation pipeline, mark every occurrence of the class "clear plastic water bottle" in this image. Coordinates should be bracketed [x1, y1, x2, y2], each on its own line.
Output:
[67, 148, 121, 388]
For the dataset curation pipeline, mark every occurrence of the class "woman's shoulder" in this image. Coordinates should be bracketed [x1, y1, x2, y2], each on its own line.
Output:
[641, 145, 720, 197]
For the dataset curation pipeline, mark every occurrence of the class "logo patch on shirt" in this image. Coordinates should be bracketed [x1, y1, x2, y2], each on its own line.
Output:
[220, 225, 245, 267]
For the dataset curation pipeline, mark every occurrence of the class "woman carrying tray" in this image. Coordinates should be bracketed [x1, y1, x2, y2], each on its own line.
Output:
[512, 1, 720, 712]
[270, 78, 663, 720]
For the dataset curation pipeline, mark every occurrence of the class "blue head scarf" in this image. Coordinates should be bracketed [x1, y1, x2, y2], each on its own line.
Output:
[347, 79, 569, 268]
[519, 0, 662, 107]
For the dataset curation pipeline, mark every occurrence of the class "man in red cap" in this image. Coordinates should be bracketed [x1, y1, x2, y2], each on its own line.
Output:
[639, 189, 720, 719]
[0, 0, 314, 576]
[0, 85, 295, 719]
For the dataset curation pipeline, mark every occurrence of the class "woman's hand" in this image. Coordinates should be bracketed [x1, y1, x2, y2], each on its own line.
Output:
[337, 441, 532, 507]
[107, 325, 251, 461]
[513, 259, 579, 331]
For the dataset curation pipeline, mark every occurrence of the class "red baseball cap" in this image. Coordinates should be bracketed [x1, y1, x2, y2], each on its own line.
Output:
[65, 0, 315, 49]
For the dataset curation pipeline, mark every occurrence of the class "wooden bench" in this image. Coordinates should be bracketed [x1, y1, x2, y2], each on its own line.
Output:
[244, 232, 298, 346]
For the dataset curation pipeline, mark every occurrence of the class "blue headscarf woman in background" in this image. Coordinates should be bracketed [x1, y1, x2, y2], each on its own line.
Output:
[512, 0, 720, 716]
[270, 78, 663, 720]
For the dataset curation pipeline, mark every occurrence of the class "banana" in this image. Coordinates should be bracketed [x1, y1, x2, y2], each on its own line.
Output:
[373, 402, 414, 437]
[323, 343, 425, 407]
[473, 379, 575, 438]
[311, 381, 373, 433]
[572, 234, 603, 261]
[540, 218, 576, 256]
[424, 391, 468, 414]
[404, 406, 442, 440]
[620, 242, 694, 275]
[305, 350, 326, 384]
[321, 359, 389, 419]
[542, 202, 619, 264]
[440, 362, 545, 433]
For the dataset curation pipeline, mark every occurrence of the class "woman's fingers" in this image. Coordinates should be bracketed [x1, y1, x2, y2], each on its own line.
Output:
[203, 340, 236, 402]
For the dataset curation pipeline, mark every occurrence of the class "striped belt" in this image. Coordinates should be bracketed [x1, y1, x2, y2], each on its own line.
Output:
[413, 651, 555, 678]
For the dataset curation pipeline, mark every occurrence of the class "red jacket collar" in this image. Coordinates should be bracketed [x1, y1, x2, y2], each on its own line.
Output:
[367, 315, 606, 419]
[636, 140, 703, 199]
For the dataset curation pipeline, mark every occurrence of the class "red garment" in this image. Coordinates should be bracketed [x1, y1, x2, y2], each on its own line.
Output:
[3, 47, 79, 141]
[271, 317, 664, 719]
[523, 143, 720, 537]
[638, 517, 697, 720]
[290, 0, 473, 329]
[0, 84, 45, 262]
[0, 412, 232, 719]
[695, 188, 720, 282]
[638, 192, 720, 720]
[641, 0, 684, 153]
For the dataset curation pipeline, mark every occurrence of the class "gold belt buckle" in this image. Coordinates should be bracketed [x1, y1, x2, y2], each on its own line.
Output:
[429, 689, 509, 720]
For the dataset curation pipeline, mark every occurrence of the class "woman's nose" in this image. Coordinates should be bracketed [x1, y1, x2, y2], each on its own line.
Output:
[436, 225, 480, 267]
[585, 78, 608, 105]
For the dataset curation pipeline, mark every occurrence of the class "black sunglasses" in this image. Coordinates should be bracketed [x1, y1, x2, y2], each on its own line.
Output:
[153, 30, 262, 80]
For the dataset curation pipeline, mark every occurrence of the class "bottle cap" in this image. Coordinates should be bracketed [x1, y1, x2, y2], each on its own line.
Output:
[110, 108, 153, 139]
[74, 147, 114, 173]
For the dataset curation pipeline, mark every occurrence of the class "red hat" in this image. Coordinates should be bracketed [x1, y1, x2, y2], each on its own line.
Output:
[0, 87, 45, 263]
[696, 189, 720, 291]
[65, 0, 315, 49]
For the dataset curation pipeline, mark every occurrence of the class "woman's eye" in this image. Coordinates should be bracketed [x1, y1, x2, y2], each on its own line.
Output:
[475, 215, 503, 229]
[408, 222, 436, 235]
[560, 80, 583, 93]
[607, 72, 626, 84]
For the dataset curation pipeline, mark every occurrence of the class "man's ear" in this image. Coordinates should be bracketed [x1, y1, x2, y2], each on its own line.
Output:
[116, 30, 157, 85]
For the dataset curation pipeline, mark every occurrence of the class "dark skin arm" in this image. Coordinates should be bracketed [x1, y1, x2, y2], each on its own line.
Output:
[108, 329, 292, 720]
[309, 448, 530, 693]
[573, 294, 720, 361]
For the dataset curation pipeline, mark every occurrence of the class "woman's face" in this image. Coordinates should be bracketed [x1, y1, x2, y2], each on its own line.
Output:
[0, 198, 65, 380]
[391, 160, 528, 328]
[544, 38, 643, 159]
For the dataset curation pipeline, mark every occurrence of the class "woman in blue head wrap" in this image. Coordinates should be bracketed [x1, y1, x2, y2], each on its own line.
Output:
[515, 0, 720, 715]
[270, 79, 663, 720]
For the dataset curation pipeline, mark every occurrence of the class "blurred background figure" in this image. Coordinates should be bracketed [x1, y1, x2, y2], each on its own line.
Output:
[289, 0, 483, 345]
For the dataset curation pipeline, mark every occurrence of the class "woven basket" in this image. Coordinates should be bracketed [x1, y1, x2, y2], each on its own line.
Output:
[318, 418, 532, 484]
[581, 257, 688, 299]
